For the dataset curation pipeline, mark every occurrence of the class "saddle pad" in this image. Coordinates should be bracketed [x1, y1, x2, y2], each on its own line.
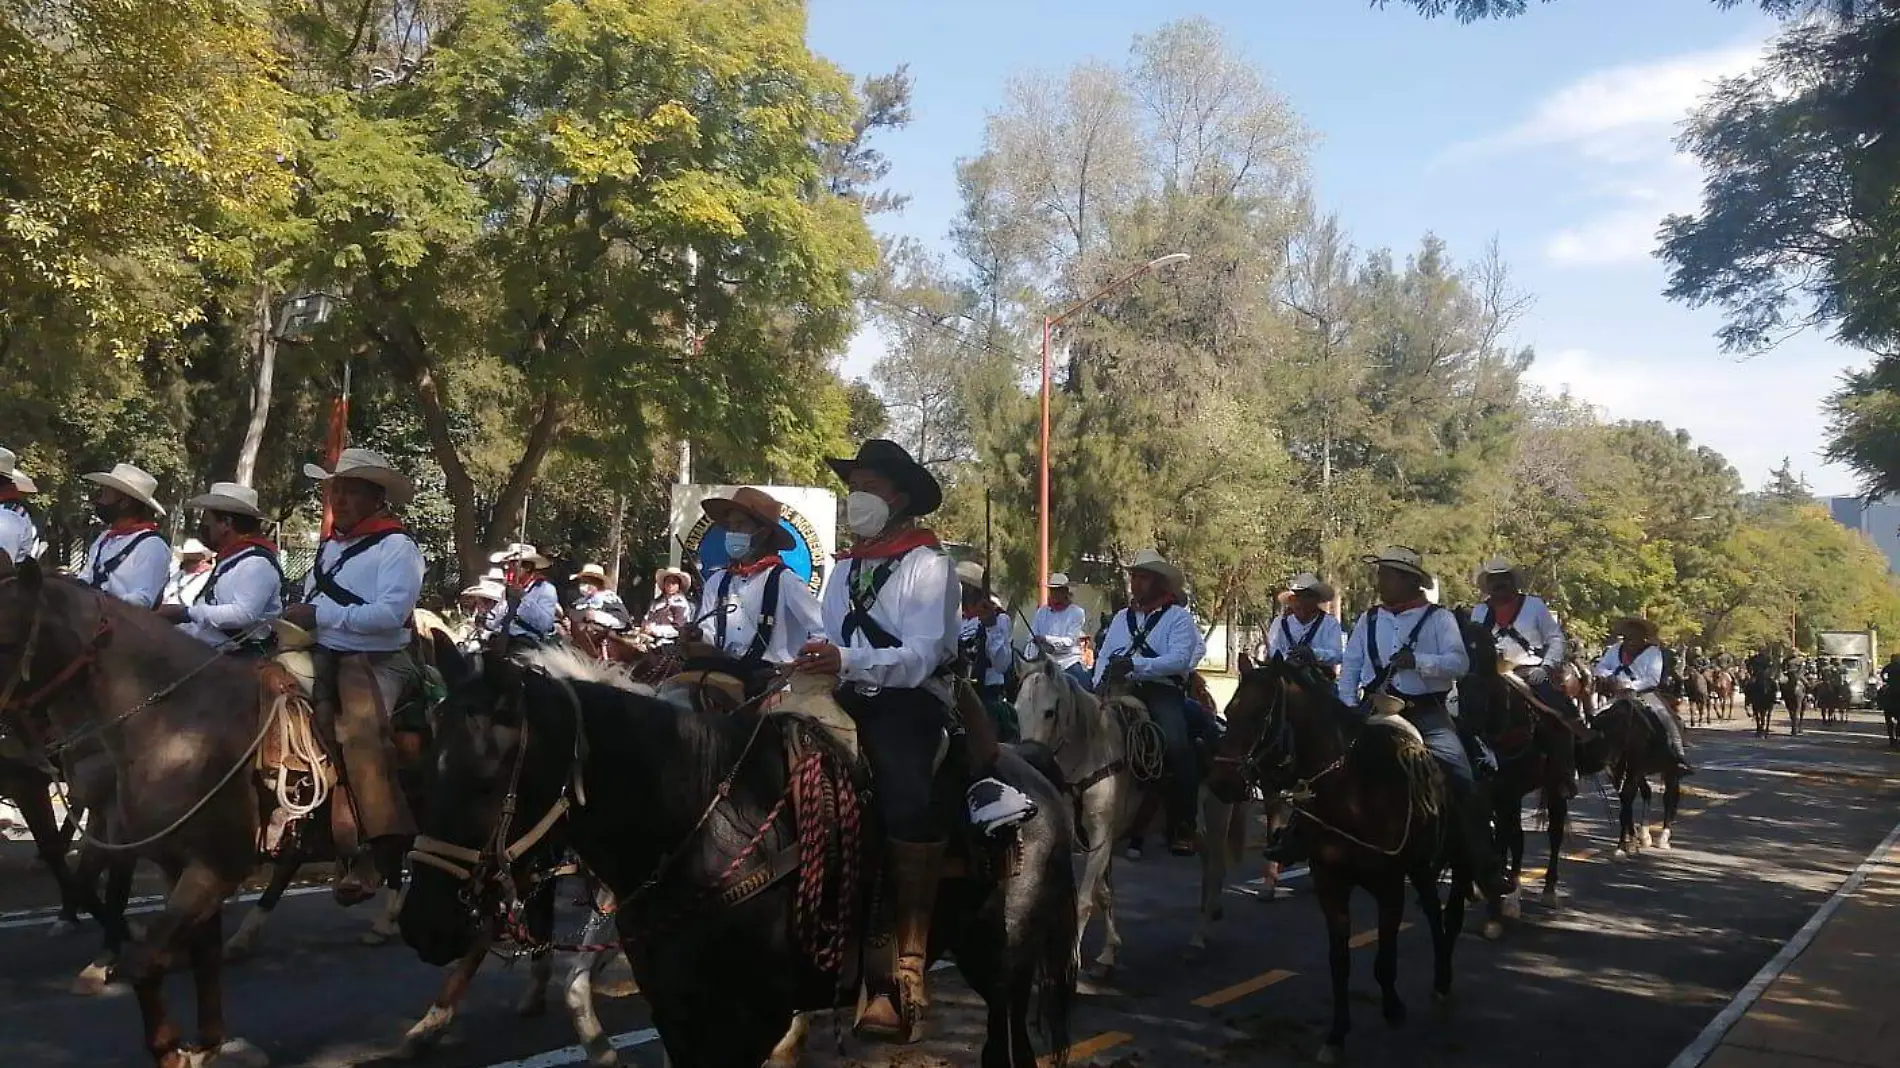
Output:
[1365, 712, 1425, 746]
[272, 650, 317, 699]
[765, 671, 860, 761]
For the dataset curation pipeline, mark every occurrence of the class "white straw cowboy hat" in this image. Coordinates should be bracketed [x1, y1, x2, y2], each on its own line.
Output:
[571, 562, 610, 584]
[184, 481, 265, 519]
[653, 566, 693, 591]
[303, 448, 415, 507]
[82, 462, 165, 516]
[1474, 555, 1524, 586]
[1362, 545, 1430, 580]
[1277, 572, 1337, 605]
[177, 538, 211, 559]
[956, 561, 986, 589]
[461, 579, 506, 602]
[700, 487, 797, 552]
[490, 542, 552, 570]
[1126, 549, 1185, 594]
[0, 449, 37, 494]
[1047, 572, 1071, 589]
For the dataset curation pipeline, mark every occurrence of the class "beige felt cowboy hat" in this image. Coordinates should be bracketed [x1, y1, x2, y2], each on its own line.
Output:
[571, 562, 610, 584]
[1362, 545, 1430, 580]
[1126, 549, 1185, 594]
[1277, 571, 1337, 605]
[82, 463, 165, 516]
[303, 448, 415, 507]
[490, 542, 552, 570]
[1047, 572, 1072, 589]
[185, 481, 265, 519]
[700, 487, 797, 552]
[0, 449, 37, 495]
[1474, 555, 1525, 586]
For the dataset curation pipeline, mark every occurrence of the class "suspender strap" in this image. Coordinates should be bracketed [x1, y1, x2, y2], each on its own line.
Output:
[841, 552, 912, 651]
[713, 571, 735, 648]
[1125, 604, 1172, 658]
[743, 565, 788, 663]
[195, 547, 284, 631]
[311, 529, 400, 608]
[91, 530, 163, 601]
[1367, 604, 1442, 675]
[1281, 613, 1323, 649]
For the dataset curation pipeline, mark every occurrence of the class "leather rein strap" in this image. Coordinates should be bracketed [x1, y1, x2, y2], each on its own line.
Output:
[0, 580, 111, 720]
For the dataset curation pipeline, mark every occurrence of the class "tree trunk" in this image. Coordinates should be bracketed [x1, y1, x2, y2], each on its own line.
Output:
[235, 282, 277, 486]
[607, 491, 625, 588]
[398, 339, 484, 584]
[487, 389, 567, 564]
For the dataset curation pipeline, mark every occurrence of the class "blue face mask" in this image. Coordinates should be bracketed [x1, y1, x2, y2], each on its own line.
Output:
[723, 530, 753, 559]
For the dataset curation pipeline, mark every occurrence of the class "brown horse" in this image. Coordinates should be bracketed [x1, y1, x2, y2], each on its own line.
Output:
[1711, 668, 1736, 721]
[1209, 655, 1470, 1065]
[1684, 669, 1712, 727]
[1592, 691, 1684, 857]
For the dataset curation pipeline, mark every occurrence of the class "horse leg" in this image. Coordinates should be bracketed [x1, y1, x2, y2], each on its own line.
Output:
[363, 881, 407, 946]
[1543, 792, 1567, 911]
[398, 931, 488, 1058]
[1188, 792, 1233, 958]
[185, 906, 263, 1066]
[13, 778, 96, 938]
[1408, 865, 1452, 999]
[764, 1012, 811, 1068]
[1076, 784, 1115, 973]
[1661, 776, 1682, 851]
[124, 862, 240, 1067]
[225, 854, 301, 962]
[1315, 869, 1353, 1064]
[74, 846, 138, 995]
[1373, 878, 1407, 1027]
[516, 885, 557, 1018]
[1494, 794, 1523, 921]
[1613, 773, 1636, 859]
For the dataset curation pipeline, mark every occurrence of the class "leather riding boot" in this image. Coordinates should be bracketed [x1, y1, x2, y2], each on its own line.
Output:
[856, 841, 945, 1044]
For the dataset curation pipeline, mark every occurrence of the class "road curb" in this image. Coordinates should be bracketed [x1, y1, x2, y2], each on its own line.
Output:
[1664, 809, 1900, 1068]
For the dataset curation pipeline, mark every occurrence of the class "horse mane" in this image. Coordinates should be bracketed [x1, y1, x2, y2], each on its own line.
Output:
[517, 644, 656, 696]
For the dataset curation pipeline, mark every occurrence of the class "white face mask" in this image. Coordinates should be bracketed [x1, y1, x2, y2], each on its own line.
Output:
[845, 491, 892, 537]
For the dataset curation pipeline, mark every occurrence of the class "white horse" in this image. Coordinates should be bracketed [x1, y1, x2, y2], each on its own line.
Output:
[1015, 656, 1250, 975]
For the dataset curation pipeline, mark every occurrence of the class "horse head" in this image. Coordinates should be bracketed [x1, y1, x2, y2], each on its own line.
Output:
[1209, 654, 1343, 805]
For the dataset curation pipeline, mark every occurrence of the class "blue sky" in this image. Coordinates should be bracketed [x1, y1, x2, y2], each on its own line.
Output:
[807, 0, 1869, 497]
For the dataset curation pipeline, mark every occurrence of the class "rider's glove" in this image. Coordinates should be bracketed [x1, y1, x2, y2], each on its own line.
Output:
[1523, 666, 1549, 686]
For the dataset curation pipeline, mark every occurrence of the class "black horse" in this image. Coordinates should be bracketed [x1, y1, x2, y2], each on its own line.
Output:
[1743, 669, 1778, 738]
[399, 645, 1077, 1068]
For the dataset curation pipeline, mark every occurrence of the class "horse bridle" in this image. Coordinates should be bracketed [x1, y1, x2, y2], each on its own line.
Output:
[0, 577, 113, 730]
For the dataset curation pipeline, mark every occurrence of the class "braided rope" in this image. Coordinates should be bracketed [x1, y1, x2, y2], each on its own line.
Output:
[792, 746, 860, 973]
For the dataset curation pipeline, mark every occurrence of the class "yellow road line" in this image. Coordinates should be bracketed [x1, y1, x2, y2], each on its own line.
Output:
[1191, 968, 1296, 1008]
[1041, 1031, 1132, 1066]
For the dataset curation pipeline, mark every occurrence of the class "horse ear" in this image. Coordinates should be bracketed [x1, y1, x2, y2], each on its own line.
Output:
[1238, 652, 1256, 678]
[16, 556, 41, 593]
[433, 632, 472, 688]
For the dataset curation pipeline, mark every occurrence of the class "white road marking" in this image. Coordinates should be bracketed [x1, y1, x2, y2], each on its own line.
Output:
[0, 884, 330, 931]
[1664, 811, 1900, 1068]
[1224, 864, 1310, 897]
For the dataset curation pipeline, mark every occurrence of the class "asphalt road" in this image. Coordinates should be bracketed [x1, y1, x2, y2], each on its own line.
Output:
[2, 707, 1896, 1068]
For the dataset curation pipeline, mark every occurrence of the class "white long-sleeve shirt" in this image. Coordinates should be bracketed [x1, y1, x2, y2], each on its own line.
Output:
[303, 529, 426, 653]
[1338, 603, 1470, 706]
[1595, 643, 1664, 693]
[0, 503, 38, 564]
[1031, 603, 1089, 669]
[1471, 594, 1565, 667]
[82, 527, 171, 608]
[1094, 602, 1201, 687]
[180, 547, 283, 646]
[163, 566, 212, 607]
[961, 613, 1013, 687]
[698, 564, 825, 665]
[1267, 610, 1345, 666]
[820, 546, 958, 697]
[507, 578, 560, 639]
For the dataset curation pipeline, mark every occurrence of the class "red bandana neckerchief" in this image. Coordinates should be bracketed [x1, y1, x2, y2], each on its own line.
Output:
[330, 514, 404, 542]
[729, 554, 784, 578]
[220, 535, 279, 559]
[1380, 596, 1430, 615]
[1489, 593, 1524, 629]
[107, 518, 160, 537]
[0, 487, 24, 505]
[1619, 642, 1643, 666]
[836, 527, 940, 561]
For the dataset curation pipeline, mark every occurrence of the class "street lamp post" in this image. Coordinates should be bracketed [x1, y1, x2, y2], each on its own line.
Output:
[1038, 252, 1189, 604]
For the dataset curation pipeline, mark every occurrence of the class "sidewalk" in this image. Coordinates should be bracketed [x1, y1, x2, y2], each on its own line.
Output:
[1697, 837, 1900, 1068]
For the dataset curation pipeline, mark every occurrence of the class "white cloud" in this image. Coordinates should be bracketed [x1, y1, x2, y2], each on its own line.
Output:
[1443, 43, 1764, 164]
[1523, 346, 1861, 496]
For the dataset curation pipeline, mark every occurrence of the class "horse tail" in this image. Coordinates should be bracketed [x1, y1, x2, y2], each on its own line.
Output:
[1034, 851, 1078, 1066]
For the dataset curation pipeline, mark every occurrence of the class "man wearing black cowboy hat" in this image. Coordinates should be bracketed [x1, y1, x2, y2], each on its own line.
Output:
[695, 486, 823, 675]
[794, 439, 1036, 1045]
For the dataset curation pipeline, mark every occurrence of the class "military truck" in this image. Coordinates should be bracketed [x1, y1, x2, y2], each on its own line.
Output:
[1816, 630, 1879, 706]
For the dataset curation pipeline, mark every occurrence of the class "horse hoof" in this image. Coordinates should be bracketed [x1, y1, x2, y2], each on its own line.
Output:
[1500, 890, 1522, 920]
[71, 961, 111, 996]
[1541, 887, 1560, 911]
[359, 928, 391, 947]
[1481, 919, 1504, 941]
[218, 1039, 271, 1068]
[45, 918, 79, 939]
[1656, 830, 1673, 851]
[1431, 987, 1452, 1004]
[1183, 941, 1206, 963]
[1317, 1043, 1343, 1065]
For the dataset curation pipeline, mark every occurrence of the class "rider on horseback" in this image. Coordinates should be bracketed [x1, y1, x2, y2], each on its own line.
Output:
[1267, 572, 1343, 674]
[1593, 617, 1693, 776]
[1339, 546, 1504, 898]
[795, 438, 1036, 1044]
[1471, 557, 1588, 795]
[1096, 549, 1207, 857]
[158, 481, 283, 656]
[78, 462, 171, 608]
[694, 486, 823, 688]
[492, 544, 560, 646]
[0, 448, 39, 565]
[281, 449, 425, 906]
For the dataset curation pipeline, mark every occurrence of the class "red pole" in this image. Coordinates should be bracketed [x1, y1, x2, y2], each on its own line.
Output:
[1039, 314, 1052, 607]
[319, 376, 349, 538]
